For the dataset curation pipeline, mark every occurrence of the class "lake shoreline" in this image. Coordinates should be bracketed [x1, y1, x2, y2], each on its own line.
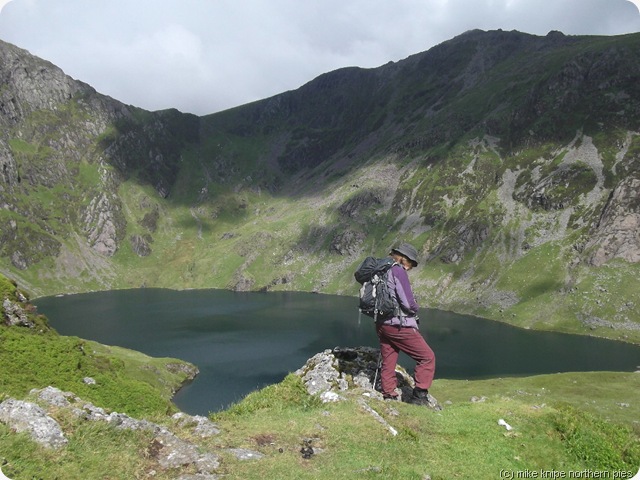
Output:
[35, 288, 640, 416]
[37, 286, 640, 346]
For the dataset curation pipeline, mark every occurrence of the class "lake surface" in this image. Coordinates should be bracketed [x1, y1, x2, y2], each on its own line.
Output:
[34, 288, 640, 416]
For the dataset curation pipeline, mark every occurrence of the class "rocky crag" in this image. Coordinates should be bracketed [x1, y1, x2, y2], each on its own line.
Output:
[0, 31, 639, 341]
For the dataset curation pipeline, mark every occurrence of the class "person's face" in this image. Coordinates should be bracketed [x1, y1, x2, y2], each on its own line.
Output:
[399, 256, 414, 271]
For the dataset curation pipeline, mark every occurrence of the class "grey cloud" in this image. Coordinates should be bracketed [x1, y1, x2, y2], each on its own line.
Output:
[0, 0, 638, 115]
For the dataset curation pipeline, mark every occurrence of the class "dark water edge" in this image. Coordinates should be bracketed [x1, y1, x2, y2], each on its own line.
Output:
[34, 288, 640, 416]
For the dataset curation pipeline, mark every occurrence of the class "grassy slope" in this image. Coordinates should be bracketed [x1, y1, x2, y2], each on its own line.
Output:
[0, 275, 195, 418]
[207, 373, 639, 480]
[1, 372, 638, 479]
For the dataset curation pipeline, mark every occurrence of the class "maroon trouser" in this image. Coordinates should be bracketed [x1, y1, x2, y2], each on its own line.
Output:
[376, 323, 436, 397]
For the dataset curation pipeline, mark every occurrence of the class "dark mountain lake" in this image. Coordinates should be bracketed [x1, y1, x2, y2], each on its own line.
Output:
[34, 288, 640, 416]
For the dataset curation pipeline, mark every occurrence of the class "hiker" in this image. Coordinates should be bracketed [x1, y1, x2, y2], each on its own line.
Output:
[376, 243, 436, 405]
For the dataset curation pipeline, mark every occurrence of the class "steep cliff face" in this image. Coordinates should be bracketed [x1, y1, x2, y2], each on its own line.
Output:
[0, 40, 198, 276]
[0, 41, 90, 123]
[0, 31, 638, 341]
[587, 176, 640, 266]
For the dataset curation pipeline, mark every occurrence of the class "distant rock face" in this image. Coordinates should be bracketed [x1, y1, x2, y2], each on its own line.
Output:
[438, 222, 489, 264]
[0, 41, 91, 125]
[130, 234, 152, 257]
[587, 177, 640, 266]
[83, 193, 124, 256]
[330, 230, 366, 256]
[0, 141, 19, 191]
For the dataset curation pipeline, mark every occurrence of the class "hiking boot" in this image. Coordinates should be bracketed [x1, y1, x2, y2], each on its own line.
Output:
[409, 388, 429, 404]
[382, 394, 399, 402]
[409, 388, 442, 410]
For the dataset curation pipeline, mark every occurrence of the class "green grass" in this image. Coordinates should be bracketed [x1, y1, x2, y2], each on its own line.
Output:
[0, 275, 17, 300]
[0, 325, 192, 417]
[2, 370, 639, 479]
[0, 274, 195, 417]
[206, 372, 640, 479]
[0, 420, 154, 480]
[7, 138, 38, 155]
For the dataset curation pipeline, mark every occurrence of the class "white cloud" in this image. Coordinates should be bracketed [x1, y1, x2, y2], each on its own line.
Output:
[0, 0, 638, 115]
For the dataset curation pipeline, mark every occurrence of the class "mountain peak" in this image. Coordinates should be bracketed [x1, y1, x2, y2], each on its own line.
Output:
[1, 32, 639, 342]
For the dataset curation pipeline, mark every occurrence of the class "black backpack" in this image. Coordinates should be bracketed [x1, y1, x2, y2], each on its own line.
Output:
[354, 257, 399, 321]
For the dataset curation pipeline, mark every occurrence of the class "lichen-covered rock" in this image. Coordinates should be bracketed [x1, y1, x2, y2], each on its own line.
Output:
[172, 412, 220, 438]
[148, 434, 221, 472]
[0, 398, 68, 449]
[227, 448, 265, 461]
[26, 386, 223, 475]
[2, 298, 34, 327]
[294, 346, 416, 402]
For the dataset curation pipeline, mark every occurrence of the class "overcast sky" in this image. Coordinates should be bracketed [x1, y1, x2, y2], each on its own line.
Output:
[0, 0, 639, 116]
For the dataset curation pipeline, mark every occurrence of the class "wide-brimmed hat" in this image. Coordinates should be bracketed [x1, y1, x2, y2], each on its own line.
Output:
[391, 243, 419, 267]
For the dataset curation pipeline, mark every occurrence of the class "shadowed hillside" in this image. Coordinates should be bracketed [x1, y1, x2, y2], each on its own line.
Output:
[0, 29, 639, 341]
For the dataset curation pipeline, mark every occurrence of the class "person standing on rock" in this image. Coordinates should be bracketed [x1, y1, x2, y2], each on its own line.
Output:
[376, 243, 436, 406]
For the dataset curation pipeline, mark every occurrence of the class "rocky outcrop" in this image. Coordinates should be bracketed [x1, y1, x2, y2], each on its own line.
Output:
[338, 190, 383, 218]
[513, 163, 599, 211]
[0, 40, 198, 276]
[330, 230, 365, 256]
[295, 346, 442, 437]
[437, 222, 490, 264]
[83, 192, 124, 256]
[0, 386, 232, 477]
[0, 140, 19, 192]
[0, 398, 68, 449]
[2, 298, 34, 327]
[130, 234, 152, 257]
[0, 40, 93, 126]
[587, 177, 640, 266]
[295, 346, 440, 407]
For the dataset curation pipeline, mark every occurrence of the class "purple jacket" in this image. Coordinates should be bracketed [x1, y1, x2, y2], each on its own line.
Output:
[382, 264, 420, 328]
